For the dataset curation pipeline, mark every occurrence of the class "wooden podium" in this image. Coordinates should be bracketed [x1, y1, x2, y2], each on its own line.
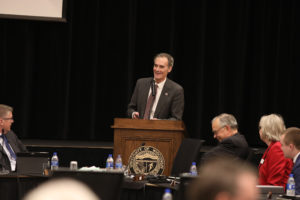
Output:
[112, 118, 186, 176]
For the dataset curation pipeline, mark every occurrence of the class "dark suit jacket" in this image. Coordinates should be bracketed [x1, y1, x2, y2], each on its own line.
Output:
[127, 77, 184, 120]
[293, 155, 300, 195]
[0, 130, 28, 171]
[202, 133, 249, 162]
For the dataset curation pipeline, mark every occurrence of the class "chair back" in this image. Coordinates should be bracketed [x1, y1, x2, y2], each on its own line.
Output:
[171, 138, 204, 176]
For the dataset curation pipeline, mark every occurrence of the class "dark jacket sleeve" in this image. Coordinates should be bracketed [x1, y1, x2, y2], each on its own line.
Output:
[201, 134, 249, 162]
[293, 160, 300, 195]
[7, 130, 28, 153]
[0, 130, 28, 170]
[169, 86, 184, 120]
[127, 79, 140, 118]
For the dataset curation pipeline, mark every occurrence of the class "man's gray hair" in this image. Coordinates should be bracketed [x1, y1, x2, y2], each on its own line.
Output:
[0, 104, 13, 118]
[188, 157, 258, 200]
[212, 113, 238, 130]
[154, 53, 174, 67]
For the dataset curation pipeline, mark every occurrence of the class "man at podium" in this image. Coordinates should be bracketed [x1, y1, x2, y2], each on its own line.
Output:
[127, 53, 184, 120]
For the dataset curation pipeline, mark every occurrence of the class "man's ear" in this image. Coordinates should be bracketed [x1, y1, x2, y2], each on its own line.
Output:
[168, 66, 173, 73]
[224, 125, 230, 131]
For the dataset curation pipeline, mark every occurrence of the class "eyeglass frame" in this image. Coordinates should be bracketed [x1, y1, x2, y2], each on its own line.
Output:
[212, 125, 226, 135]
[1, 117, 14, 121]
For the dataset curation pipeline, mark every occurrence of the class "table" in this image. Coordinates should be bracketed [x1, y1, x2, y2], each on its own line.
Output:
[0, 172, 179, 200]
[0, 173, 47, 200]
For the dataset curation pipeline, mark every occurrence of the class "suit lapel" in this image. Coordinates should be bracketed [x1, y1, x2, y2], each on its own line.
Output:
[140, 78, 152, 118]
[295, 156, 300, 168]
[5, 132, 17, 153]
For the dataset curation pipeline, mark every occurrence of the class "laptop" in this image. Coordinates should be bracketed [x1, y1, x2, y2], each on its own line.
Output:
[16, 152, 50, 175]
[257, 185, 285, 200]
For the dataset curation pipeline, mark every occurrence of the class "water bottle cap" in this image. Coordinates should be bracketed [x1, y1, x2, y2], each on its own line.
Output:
[165, 188, 171, 193]
[290, 174, 294, 177]
[53, 152, 57, 155]
[192, 162, 196, 165]
[118, 154, 121, 157]
[108, 154, 112, 157]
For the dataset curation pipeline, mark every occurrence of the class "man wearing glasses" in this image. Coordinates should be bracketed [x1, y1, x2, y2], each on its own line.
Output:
[0, 104, 27, 172]
[127, 53, 184, 120]
[202, 113, 249, 162]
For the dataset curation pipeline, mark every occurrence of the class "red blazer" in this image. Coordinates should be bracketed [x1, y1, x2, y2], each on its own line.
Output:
[259, 141, 293, 188]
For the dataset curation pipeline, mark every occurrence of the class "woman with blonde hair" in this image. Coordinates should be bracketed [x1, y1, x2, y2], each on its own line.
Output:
[258, 114, 293, 188]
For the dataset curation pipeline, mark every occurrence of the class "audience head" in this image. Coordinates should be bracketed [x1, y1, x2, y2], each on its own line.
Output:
[259, 114, 285, 145]
[188, 157, 258, 200]
[0, 104, 14, 133]
[211, 113, 238, 142]
[280, 127, 300, 159]
[23, 178, 100, 200]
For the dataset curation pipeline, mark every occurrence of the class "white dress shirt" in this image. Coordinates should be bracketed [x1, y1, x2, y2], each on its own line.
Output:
[0, 133, 16, 171]
[148, 78, 166, 119]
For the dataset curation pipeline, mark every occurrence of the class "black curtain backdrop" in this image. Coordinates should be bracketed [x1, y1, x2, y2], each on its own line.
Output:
[0, 0, 299, 147]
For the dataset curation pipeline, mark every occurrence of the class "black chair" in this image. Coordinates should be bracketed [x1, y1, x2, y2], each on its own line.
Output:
[170, 138, 204, 177]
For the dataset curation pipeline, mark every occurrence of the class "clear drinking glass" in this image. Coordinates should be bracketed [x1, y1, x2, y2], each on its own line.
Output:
[70, 161, 78, 170]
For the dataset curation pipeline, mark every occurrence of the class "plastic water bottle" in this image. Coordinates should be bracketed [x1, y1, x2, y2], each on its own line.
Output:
[115, 154, 123, 170]
[51, 152, 59, 170]
[106, 154, 114, 170]
[190, 162, 197, 176]
[286, 174, 295, 196]
[162, 188, 172, 200]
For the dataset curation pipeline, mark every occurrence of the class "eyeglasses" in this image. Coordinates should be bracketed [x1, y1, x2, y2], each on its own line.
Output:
[212, 126, 225, 135]
[2, 117, 13, 121]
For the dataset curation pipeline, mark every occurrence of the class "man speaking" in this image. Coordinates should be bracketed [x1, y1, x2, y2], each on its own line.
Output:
[127, 53, 184, 120]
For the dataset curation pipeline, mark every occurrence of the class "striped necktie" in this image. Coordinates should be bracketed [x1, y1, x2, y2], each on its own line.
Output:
[1, 134, 16, 160]
[143, 84, 158, 119]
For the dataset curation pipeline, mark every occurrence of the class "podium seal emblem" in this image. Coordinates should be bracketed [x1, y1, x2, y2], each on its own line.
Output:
[128, 146, 165, 175]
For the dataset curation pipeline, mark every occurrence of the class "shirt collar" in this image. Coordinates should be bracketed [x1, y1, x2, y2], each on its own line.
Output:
[155, 78, 167, 89]
[293, 152, 300, 163]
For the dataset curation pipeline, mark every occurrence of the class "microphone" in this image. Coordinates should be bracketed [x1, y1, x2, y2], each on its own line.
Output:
[151, 80, 156, 96]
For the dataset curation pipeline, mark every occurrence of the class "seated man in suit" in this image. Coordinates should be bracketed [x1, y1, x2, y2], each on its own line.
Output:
[188, 157, 258, 200]
[202, 113, 249, 162]
[127, 53, 184, 120]
[280, 127, 300, 195]
[0, 104, 27, 172]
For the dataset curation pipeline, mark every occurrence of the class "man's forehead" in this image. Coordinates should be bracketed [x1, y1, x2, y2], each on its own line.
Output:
[212, 118, 220, 126]
[3, 111, 12, 117]
[155, 57, 168, 63]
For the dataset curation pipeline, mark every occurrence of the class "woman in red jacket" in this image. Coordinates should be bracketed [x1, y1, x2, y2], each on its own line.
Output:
[258, 114, 293, 188]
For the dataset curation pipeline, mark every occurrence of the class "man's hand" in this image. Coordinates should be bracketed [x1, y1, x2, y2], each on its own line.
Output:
[132, 112, 140, 119]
